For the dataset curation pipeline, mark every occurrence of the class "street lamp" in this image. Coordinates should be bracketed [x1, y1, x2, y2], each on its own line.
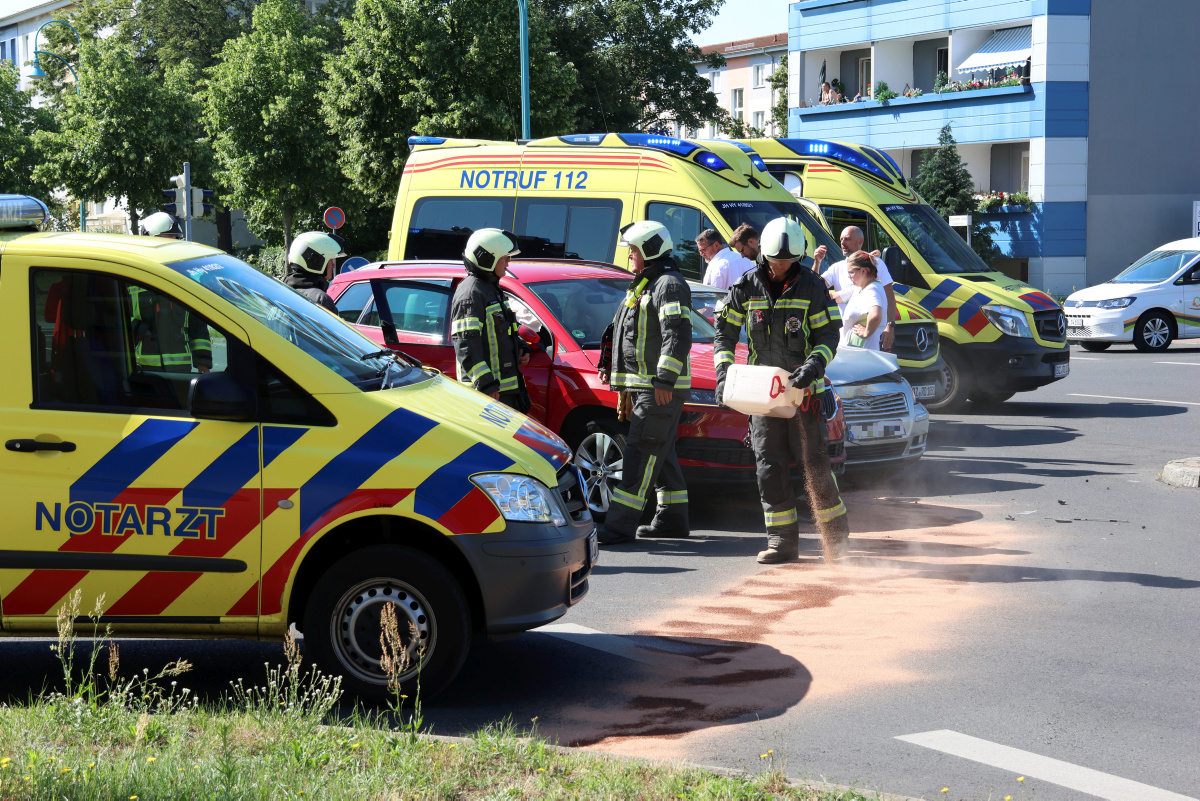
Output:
[29, 19, 85, 231]
[517, 0, 530, 139]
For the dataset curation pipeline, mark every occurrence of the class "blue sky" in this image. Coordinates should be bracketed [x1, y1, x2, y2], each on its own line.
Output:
[694, 0, 790, 47]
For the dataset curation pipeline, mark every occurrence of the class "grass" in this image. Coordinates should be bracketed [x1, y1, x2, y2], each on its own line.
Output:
[0, 592, 878, 800]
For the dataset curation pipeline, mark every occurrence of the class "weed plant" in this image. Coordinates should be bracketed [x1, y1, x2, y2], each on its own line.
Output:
[0, 593, 876, 799]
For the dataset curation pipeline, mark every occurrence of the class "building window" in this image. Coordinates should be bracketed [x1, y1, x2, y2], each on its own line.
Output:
[752, 64, 766, 88]
[937, 47, 948, 77]
[710, 71, 721, 93]
[730, 88, 744, 121]
[1, 41, 6, 62]
[752, 111, 765, 131]
[858, 58, 872, 97]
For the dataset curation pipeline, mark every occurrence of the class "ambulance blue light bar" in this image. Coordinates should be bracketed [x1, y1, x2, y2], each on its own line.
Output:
[0, 194, 50, 229]
[408, 136, 447, 146]
[617, 133, 700, 158]
[776, 139, 895, 185]
[863, 145, 905, 185]
[694, 151, 732, 172]
[724, 141, 770, 172]
[558, 133, 607, 146]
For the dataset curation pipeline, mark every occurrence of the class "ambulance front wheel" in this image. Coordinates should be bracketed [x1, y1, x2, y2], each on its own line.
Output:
[924, 345, 974, 413]
[303, 544, 472, 702]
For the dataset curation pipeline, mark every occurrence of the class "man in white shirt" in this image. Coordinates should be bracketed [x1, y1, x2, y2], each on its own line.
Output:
[813, 225, 898, 350]
[696, 228, 754, 289]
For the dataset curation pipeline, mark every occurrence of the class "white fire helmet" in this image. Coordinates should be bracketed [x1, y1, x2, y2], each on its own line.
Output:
[619, 220, 673, 261]
[760, 217, 806, 263]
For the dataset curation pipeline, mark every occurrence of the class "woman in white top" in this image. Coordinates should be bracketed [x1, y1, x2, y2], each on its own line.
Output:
[839, 251, 887, 350]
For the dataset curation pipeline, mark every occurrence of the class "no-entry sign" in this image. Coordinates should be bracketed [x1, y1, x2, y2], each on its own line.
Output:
[323, 207, 345, 229]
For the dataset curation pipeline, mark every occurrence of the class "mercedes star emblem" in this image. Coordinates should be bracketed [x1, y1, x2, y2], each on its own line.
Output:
[914, 327, 930, 353]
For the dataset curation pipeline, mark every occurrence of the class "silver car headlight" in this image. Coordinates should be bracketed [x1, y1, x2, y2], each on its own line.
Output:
[981, 305, 1034, 338]
[1096, 296, 1136, 309]
[472, 474, 566, 526]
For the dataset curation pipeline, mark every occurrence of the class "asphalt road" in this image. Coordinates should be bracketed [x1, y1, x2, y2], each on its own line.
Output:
[1, 341, 1196, 800]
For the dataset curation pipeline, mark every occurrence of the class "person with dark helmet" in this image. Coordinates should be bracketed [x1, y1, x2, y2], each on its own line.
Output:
[713, 217, 850, 564]
[594, 220, 692, 545]
[451, 228, 531, 411]
[284, 231, 345, 313]
[133, 212, 210, 373]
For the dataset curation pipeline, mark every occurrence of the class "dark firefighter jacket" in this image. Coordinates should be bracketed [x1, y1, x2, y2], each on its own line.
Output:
[284, 271, 337, 313]
[610, 256, 692, 393]
[450, 266, 525, 396]
[713, 262, 841, 387]
[130, 286, 212, 371]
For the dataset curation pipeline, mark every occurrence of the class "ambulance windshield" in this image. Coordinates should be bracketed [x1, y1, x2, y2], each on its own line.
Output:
[878, 204, 991, 273]
[712, 199, 840, 256]
[166, 254, 431, 390]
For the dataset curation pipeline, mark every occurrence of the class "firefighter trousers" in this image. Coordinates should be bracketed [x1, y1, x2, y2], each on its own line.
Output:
[605, 389, 689, 536]
[750, 408, 849, 560]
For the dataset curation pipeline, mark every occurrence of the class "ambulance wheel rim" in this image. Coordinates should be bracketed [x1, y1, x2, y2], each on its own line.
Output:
[574, 432, 623, 514]
[331, 578, 435, 685]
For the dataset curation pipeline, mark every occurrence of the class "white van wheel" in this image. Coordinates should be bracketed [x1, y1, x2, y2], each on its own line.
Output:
[1133, 312, 1173, 353]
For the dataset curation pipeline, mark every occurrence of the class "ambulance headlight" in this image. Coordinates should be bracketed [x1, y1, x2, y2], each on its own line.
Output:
[981, 305, 1034, 338]
[1096, 296, 1136, 309]
[472, 474, 566, 526]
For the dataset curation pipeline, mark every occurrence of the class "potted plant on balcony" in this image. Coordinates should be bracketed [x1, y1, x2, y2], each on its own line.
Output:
[875, 81, 899, 102]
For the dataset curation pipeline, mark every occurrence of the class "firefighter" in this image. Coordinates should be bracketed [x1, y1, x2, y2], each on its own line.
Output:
[284, 231, 345, 312]
[134, 212, 210, 373]
[451, 228, 531, 411]
[595, 220, 692, 545]
[713, 217, 851, 564]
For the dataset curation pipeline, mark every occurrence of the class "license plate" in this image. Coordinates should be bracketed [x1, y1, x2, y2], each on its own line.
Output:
[849, 420, 906, 441]
[1054, 362, 1070, 378]
[912, 384, 937, 400]
[587, 532, 599, 567]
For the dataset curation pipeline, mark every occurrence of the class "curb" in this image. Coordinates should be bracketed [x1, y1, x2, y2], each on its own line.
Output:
[1162, 457, 1200, 488]
[423, 732, 923, 800]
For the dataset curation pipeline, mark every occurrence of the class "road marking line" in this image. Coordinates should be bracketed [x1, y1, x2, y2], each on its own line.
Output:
[1067, 393, 1200, 407]
[1071, 356, 1103, 360]
[537, 623, 656, 664]
[896, 730, 1197, 801]
[1155, 361, 1200, 366]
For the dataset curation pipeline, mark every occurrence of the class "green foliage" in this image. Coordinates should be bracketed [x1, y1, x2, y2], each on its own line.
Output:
[768, 53, 789, 135]
[206, 0, 342, 247]
[912, 123, 996, 266]
[933, 70, 948, 93]
[538, 0, 726, 134]
[0, 63, 57, 196]
[721, 114, 765, 139]
[324, 0, 580, 205]
[874, 80, 898, 102]
[32, 38, 205, 233]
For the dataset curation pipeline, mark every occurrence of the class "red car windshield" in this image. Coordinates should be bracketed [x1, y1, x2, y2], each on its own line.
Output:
[526, 277, 716, 349]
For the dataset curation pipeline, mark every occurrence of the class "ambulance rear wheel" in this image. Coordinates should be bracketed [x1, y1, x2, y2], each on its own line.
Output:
[924, 346, 973, 413]
[304, 544, 471, 702]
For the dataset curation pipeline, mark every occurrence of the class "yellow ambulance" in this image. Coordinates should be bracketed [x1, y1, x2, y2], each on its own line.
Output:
[0, 194, 595, 699]
[739, 138, 1070, 411]
[389, 133, 842, 280]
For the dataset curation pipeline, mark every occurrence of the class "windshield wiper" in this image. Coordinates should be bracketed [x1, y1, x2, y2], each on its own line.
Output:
[359, 349, 423, 376]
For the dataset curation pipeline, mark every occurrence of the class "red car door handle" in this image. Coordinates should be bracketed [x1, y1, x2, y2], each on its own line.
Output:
[5, 439, 77, 453]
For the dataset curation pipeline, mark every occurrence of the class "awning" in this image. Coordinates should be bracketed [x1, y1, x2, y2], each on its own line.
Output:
[956, 26, 1032, 74]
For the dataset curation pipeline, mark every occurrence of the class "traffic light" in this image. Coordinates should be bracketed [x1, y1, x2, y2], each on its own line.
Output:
[164, 172, 188, 217]
[190, 187, 215, 219]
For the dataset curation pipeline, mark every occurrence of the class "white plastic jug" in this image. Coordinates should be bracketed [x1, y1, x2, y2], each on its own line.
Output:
[721, 364, 811, 418]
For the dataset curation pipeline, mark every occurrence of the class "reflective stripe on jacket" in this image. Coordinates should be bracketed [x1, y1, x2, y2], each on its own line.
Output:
[610, 257, 692, 392]
[451, 270, 522, 395]
[130, 287, 212, 371]
[712, 262, 841, 385]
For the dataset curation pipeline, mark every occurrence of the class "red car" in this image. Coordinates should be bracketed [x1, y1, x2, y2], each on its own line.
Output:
[328, 259, 846, 518]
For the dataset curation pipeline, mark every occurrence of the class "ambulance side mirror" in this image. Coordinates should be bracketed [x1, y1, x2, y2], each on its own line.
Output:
[189, 372, 257, 421]
[882, 246, 924, 289]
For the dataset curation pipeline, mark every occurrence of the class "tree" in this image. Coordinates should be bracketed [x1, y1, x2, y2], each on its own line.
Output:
[911, 122, 996, 265]
[720, 114, 765, 140]
[539, 0, 725, 134]
[206, 0, 342, 248]
[0, 62, 57, 196]
[324, 0, 581, 205]
[32, 39, 204, 235]
[768, 53, 789, 136]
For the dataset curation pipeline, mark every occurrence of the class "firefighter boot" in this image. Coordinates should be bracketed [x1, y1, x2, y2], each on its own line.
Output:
[636, 498, 689, 539]
[757, 532, 800, 564]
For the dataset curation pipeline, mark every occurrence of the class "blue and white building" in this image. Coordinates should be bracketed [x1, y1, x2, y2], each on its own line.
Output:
[786, 0, 1199, 293]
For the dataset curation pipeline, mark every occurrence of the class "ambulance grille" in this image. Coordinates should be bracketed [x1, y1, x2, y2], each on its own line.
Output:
[891, 322, 939, 362]
[557, 464, 589, 521]
[1034, 310, 1067, 342]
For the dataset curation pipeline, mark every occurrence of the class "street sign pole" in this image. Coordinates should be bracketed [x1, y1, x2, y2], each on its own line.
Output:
[517, 0, 530, 139]
[949, 213, 971, 246]
[183, 162, 192, 243]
